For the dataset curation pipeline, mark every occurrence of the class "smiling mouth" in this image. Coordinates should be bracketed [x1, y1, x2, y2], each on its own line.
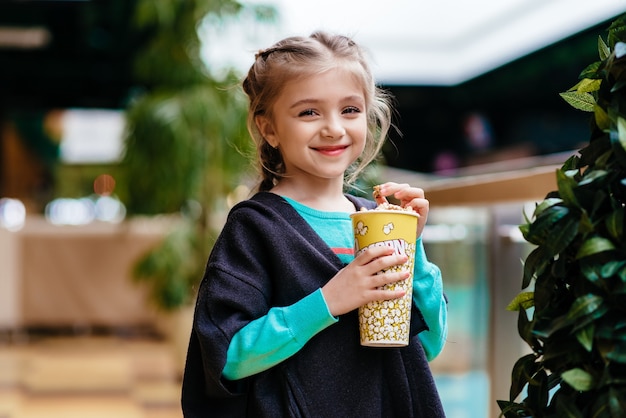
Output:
[313, 145, 349, 155]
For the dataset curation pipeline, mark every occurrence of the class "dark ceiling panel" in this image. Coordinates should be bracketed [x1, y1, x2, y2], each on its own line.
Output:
[0, 0, 139, 109]
[382, 19, 616, 173]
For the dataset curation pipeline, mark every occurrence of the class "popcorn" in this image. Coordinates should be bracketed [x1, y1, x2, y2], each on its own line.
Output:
[360, 184, 417, 213]
[349, 185, 419, 347]
[357, 269, 414, 346]
[365, 201, 417, 213]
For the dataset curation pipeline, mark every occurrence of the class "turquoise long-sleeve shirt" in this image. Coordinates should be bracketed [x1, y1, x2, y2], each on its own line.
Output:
[222, 197, 447, 380]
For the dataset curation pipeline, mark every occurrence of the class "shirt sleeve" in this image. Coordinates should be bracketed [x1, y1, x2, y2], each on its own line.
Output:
[222, 288, 338, 380]
[412, 237, 448, 361]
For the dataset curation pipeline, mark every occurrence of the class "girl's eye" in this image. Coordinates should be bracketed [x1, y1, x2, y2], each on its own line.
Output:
[343, 106, 361, 114]
[298, 109, 316, 117]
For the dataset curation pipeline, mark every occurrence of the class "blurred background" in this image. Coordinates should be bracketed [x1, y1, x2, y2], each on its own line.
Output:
[0, 1, 624, 417]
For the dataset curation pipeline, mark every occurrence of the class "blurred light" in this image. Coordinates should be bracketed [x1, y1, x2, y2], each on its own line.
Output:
[227, 184, 251, 208]
[93, 173, 116, 196]
[60, 109, 125, 164]
[181, 199, 203, 220]
[450, 224, 469, 240]
[423, 224, 468, 242]
[0, 26, 51, 49]
[0, 198, 26, 231]
[94, 195, 126, 223]
[499, 224, 526, 243]
[45, 198, 96, 225]
[45, 196, 127, 225]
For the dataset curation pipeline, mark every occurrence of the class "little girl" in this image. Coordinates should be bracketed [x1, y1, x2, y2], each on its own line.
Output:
[182, 31, 447, 417]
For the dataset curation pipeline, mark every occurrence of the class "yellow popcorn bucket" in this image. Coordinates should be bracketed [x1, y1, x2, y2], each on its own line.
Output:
[350, 210, 418, 347]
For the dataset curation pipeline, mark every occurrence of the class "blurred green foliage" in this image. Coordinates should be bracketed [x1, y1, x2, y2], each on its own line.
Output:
[124, 0, 275, 310]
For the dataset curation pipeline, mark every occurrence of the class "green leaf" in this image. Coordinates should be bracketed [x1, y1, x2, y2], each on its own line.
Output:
[559, 91, 596, 111]
[618, 116, 626, 149]
[561, 368, 594, 391]
[535, 294, 606, 338]
[556, 169, 580, 208]
[526, 369, 548, 411]
[611, 78, 626, 93]
[579, 136, 611, 167]
[541, 337, 587, 368]
[588, 391, 612, 418]
[594, 104, 610, 131]
[533, 198, 563, 218]
[601, 260, 626, 278]
[608, 116, 626, 169]
[577, 210, 594, 235]
[609, 387, 626, 417]
[497, 400, 532, 418]
[607, 341, 626, 363]
[522, 247, 548, 289]
[576, 236, 616, 259]
[545, 215, 579, 257]
[580, 261, 602, 283]
[507, 292, 534, 311]
[620, 263, 626, 282]
[595, 150, 614, 169]
[509, 354, 540, 401]
[596, 319, 626, 340]
[561, 154, 580, 171]
[552, 389, 585, 417]
[576, 78, 602, 93]
[551, 251, 568, 278]
[569, 294, 603, 317]
[518, 222, 530, 240]
[608, 16, 626, 47]
[599, 35, 610, 60]
[525, 205, 570, 245]
[576, 324, 595, 352]
[579, 60, 602, 79]
[578, 169, 608, 186]
[569, 294, 607, 330]
[517, 302, 540, 352]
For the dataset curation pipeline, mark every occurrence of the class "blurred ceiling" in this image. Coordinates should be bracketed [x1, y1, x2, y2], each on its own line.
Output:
[203, 0, 626, 85]
[0, 0, 624, 109]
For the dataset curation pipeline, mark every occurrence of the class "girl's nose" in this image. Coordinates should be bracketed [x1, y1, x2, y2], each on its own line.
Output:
[322, 116, 346, 138]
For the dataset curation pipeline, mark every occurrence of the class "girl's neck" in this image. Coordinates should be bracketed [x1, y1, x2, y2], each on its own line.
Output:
[270, 178, 355, 212]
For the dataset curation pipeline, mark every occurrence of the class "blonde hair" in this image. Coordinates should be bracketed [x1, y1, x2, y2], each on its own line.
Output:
[242, 31, 394, 192]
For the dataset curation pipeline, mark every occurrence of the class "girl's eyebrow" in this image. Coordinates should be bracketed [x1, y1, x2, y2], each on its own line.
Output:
[342, 95, 366, 104]
[289, 95, 365, 109]
[289, 98, 319, 109]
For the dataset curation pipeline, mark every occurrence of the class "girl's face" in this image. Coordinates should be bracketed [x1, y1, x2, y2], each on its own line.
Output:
[256, 67, 368, 185]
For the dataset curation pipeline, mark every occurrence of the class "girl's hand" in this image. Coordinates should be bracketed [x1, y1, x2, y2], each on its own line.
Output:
[322, 246, 410, 316]
[375, 182, 429, 238]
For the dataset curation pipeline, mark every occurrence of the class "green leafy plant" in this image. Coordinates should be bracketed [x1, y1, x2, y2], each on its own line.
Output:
[122, 0, 273, 311]
[499, 15, 626, 417]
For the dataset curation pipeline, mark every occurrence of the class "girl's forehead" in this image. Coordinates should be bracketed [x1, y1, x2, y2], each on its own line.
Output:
[279, 67, 366, 100]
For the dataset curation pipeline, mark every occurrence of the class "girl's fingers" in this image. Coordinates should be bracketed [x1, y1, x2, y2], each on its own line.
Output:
[403, 197, 429, 217]
[377, 183, 425, 207]
[369, 254, 408, 273]
[323, 247, 410, 315]
[374, 270, 410, 288]
[372, 288, 406, 301]
[355, 247, 408, 276]
[354, 245, 394, 264]
[376, 182, 410, 199]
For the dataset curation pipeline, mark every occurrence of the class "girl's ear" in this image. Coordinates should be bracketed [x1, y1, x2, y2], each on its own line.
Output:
[255, 115, 278, 148]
